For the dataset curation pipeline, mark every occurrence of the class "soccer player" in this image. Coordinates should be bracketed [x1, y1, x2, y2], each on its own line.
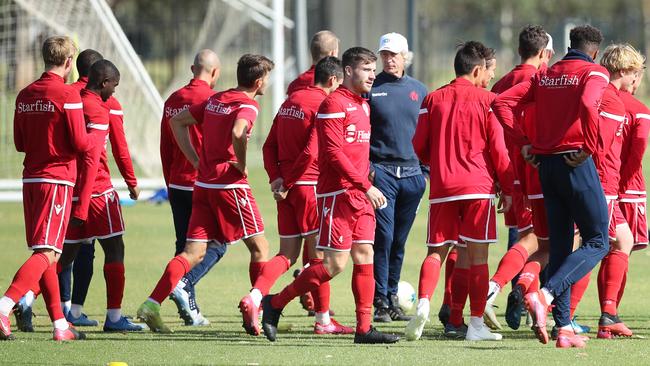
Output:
[59, 59, 142, 332]
[287, 30, 339, 95]
[594, 44, 645, 339]
[367, 32, 427, 324]
[261, 47, 400, 345]
[244, 56, 351, 335]
[406, 41, 513, 342]
[0, 36, 88, 341]
[161, 50, 227, 326]
[137, 54, 274, 334]
[493, 25, 610, 348]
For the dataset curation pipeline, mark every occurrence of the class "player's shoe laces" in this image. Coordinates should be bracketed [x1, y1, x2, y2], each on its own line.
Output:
[136, 301, 172, 333]
[239, 294, 261, 336]
[597, 312, 633, 339]
[556, 328, 587, 348]
[261, 295, 282, 342]
[0, 313, 14, 340]
[354, 326, 400, 344]
[570, 316, 590, 334]
[466, 321, 503, 341]
[169, 286, 193, 325]
[443, 323, 468, 339]
[13, 301, 34, 332]
[405, 299, 429, 341]
[438, 303, 450, 326]
[505, 284, 524, 330]
[314, 318, 354, 335]
[389, 294, 412, 321]
[524, 290, 549, 344]
[103, 315, 144, 332]
[53, 324, 86, 341]
[66, 312, 99, 327]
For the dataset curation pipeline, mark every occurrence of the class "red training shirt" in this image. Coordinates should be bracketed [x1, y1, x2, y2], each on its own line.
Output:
[594, 83, 626, 198]
[286, 65, 315, 95]
[619, 90, 650, 198]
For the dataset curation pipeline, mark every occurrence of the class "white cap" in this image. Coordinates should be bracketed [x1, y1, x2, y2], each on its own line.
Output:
[545, 33, 554, 52]
[378, 32, 409, 54]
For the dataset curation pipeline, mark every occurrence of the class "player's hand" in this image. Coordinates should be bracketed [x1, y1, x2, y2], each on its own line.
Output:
[366, 185, 387, 210]
[368, 169, 376, 183]
[521, 144, 538, 168]
[128, 185, 140, 200]
[270, 178, 284, 192]
[228, 160, 248, 177]
[564, 150, 590, 167]
[70, 217, 84, 227]
[273, 188, 288, 201]
[497, 194, 512, 213]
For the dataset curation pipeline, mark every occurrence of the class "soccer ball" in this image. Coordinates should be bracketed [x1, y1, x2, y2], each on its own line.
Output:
[397, 281, 416, 313]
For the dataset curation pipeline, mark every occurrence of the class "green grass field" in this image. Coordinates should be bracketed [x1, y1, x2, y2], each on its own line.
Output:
[1, 166, 650, 365]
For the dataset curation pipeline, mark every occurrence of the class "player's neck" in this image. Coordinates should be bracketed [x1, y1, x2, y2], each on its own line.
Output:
[341, 80, 362, 96]
[609, 78, 623, 90]
[234, 86, 258, 99]
[85, 88, 103, 98]
[44, 66, 67, 79]
[521, 58, 541, 69]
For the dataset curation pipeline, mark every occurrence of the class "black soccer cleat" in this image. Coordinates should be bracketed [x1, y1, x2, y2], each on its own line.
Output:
[388, 294, 412, 321]
[354, 326, 400, 344]
[438, 303, 450, 327]
[14, 303, 34, 332]
[505, 285, 524, 330]
[261, 295, 282, 342]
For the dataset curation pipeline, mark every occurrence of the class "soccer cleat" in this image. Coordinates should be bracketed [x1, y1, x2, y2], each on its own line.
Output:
[438, 303, 451, 326]
[373, 306, 392, 323]
[136, 301, 172, 333]
[261, 295, 282, 342]
[314, 318, 354, 335]
[444, 323, 468, 339]
[556, 328, 586, 348]
[570, 316, 590, 334]
[13, 302, 34, 332]
[597, 313, 633, 339]
[66, 312, 99, 327]
[53, 325, 86, 341]
[190, 312, 210, 326]
[389, 294, 412, 321]
[524, 290, 549, 344]
[353, 326, 400, 344]
[169, 286, 193, 325]
[299, 293, 315, 314]
[238, 294, 260, 336]
[466, 321, 503, 341]
[484, 282, 502, 330]
[0, 313, 14, 340]
[505, 285, 524, 330]
[103, 315, 144, 332]
[405, 311, 429, 341]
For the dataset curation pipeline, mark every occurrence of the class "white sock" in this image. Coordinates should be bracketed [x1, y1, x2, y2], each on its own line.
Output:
[470, 316, 484, 328]
[70, 304, 83, 318]
[250, 288, 263, 308]
[107, 308, 121, 323]
[316, 311, 331, 325]
[53, 318, 69, 331]
[22, 291, 35, 307]
[0, 296, 16, 317]
[176, 280, 186, 290]
[487, 281, 500, 302]
[560, 324, 573, 331]
[147, 297, 160, 306]
[416, 297, 430, 317]
[61, 300, 71, 313]
[541, 288, 554, 305]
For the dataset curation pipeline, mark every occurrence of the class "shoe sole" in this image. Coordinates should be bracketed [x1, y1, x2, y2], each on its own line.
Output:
[136, 308, 172, 334]
[483, 307, 502, 330]
[405, 315, 427, 341]
[524, 294, 548, 344]
[505, 291, 523, 330]
[238, 300, 260, 336]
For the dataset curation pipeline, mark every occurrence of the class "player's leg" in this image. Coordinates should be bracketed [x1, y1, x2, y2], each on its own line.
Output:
[68, 242, 98, 326]
[446, 245, 470, 338]
[439, 247, 456, 326]
[168, 188, 193, 256]
[57, 242, 81, 316]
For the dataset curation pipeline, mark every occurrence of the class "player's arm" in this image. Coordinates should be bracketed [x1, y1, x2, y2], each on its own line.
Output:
[620, 112, 650, 186]
[107, 104, 139, 199]
[160, 112, 173, 186]
[170, 108, 201, 169]
[412, 100, 431, 164]
[492, 79, 535, 148]
[13, 98, 24, 152]
[283, 117, 318, 190]
[579, 70, 610, 155]
[73, 129, 106, 222]
[64, 91, 90, 153]
[262, 115, 282, 188]
[230, 118, 249, 177]
[486, 111, 515, 196]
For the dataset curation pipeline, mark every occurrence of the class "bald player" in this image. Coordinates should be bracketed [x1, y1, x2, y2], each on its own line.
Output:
[287, 30, 339, 95]
[161, 50, 227, 327]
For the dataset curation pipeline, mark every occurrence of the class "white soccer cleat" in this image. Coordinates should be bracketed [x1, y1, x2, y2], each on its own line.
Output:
[405, 299, 430, 341]
[466, 321, 503, 341]
[191, 311, 210, 326]
[483, 281, 502, 330]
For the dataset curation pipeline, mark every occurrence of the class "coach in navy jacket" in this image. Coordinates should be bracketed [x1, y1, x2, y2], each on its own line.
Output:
[367, 32, 428, 322]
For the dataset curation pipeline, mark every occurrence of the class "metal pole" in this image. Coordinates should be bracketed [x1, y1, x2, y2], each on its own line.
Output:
[272, 0, 285, 112]
[295, 0, 308, 72]
[407, 0, 415, 76]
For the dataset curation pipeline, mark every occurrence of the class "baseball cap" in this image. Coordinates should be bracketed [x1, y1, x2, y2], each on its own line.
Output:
[378, 32, 409, 54]
[545, 33, 554, 52]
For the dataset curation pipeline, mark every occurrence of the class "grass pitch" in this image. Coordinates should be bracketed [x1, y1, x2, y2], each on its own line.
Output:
[1, 166, 649, 365]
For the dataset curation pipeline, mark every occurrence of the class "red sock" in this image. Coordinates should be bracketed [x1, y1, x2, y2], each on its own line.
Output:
[491, 244, 528, 288]
[39, 263, 65, 321]
[569, 272, 591, 318]
[443, 249, 457, 306]
[418, 256, 441, 300]
[352, 263, 374, 334]
[253, 255, 290, 295]
[516, 261, 541, 292]
[600, 250, 629, 315]
[449, 267, 470, 326]
[309, 259, 330, 313]
[301, 243, 310, 266]
[4, 252, 50, 302]
[271, 262, 332, 309]
[249, 261, 266, 287]
[104, 262, 125, 309]
[148, 256, 190, 304]
[469, 264, 489, 318]
[617, 270, 628, 307]
[597, 254, 608, 306]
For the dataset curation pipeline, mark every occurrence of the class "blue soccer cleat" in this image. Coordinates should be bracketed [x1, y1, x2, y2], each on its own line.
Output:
[571, 316, 591, 334]
[66, 312, 99, 327]
[103, 315, 144, 332]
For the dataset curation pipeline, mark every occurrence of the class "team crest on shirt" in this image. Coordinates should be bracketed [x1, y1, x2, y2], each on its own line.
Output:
[345, 124, 370, 143]
[54, 204, 63, 215]
[409, 91, 419, 101]
[108, 192, 115, 202]
[239, 197, 248, 207]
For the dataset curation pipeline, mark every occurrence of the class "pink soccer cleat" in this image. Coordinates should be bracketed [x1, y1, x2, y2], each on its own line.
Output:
[314, 318, 354, 335]
[524, 290, 549, 344]
[556, 328, 587, 348]
[53, 324, 86, 341]
[0, 313, 14, 341]
[238, 294, 260, 336]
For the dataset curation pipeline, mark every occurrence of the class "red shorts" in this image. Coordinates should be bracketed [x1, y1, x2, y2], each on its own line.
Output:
[65, 190, 124, 243]
[619, 198, 648, 250]
[529, 198, 549, 240]
[277, 185, 319, 238]
[607, 198, 628, 241]
[316, 190, 375, 252]
[186, 186, 264, 244]
[427, 198, 497, 247]
[23, 182, 73, 253]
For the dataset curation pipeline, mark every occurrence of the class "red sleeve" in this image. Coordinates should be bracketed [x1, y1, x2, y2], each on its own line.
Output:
[262, 116, 281, 183]
[13, 96, 24, 152]
[72, 131, 105, 220]
[486, 111, 514, 195]
[412, 99, 431, 164]
[235, 104, 259, 129]
[491, 79, 535, 147]
[620, 112, 650, 187]
[318, 102, 372, 192]
[188, 100, 208, 124]
[160, 110, 173, 186]
[63, 91, 90, 153]
[284, 117, 318, 189]
[580, 70, 610, 155]
[108, 104, 137, 187]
